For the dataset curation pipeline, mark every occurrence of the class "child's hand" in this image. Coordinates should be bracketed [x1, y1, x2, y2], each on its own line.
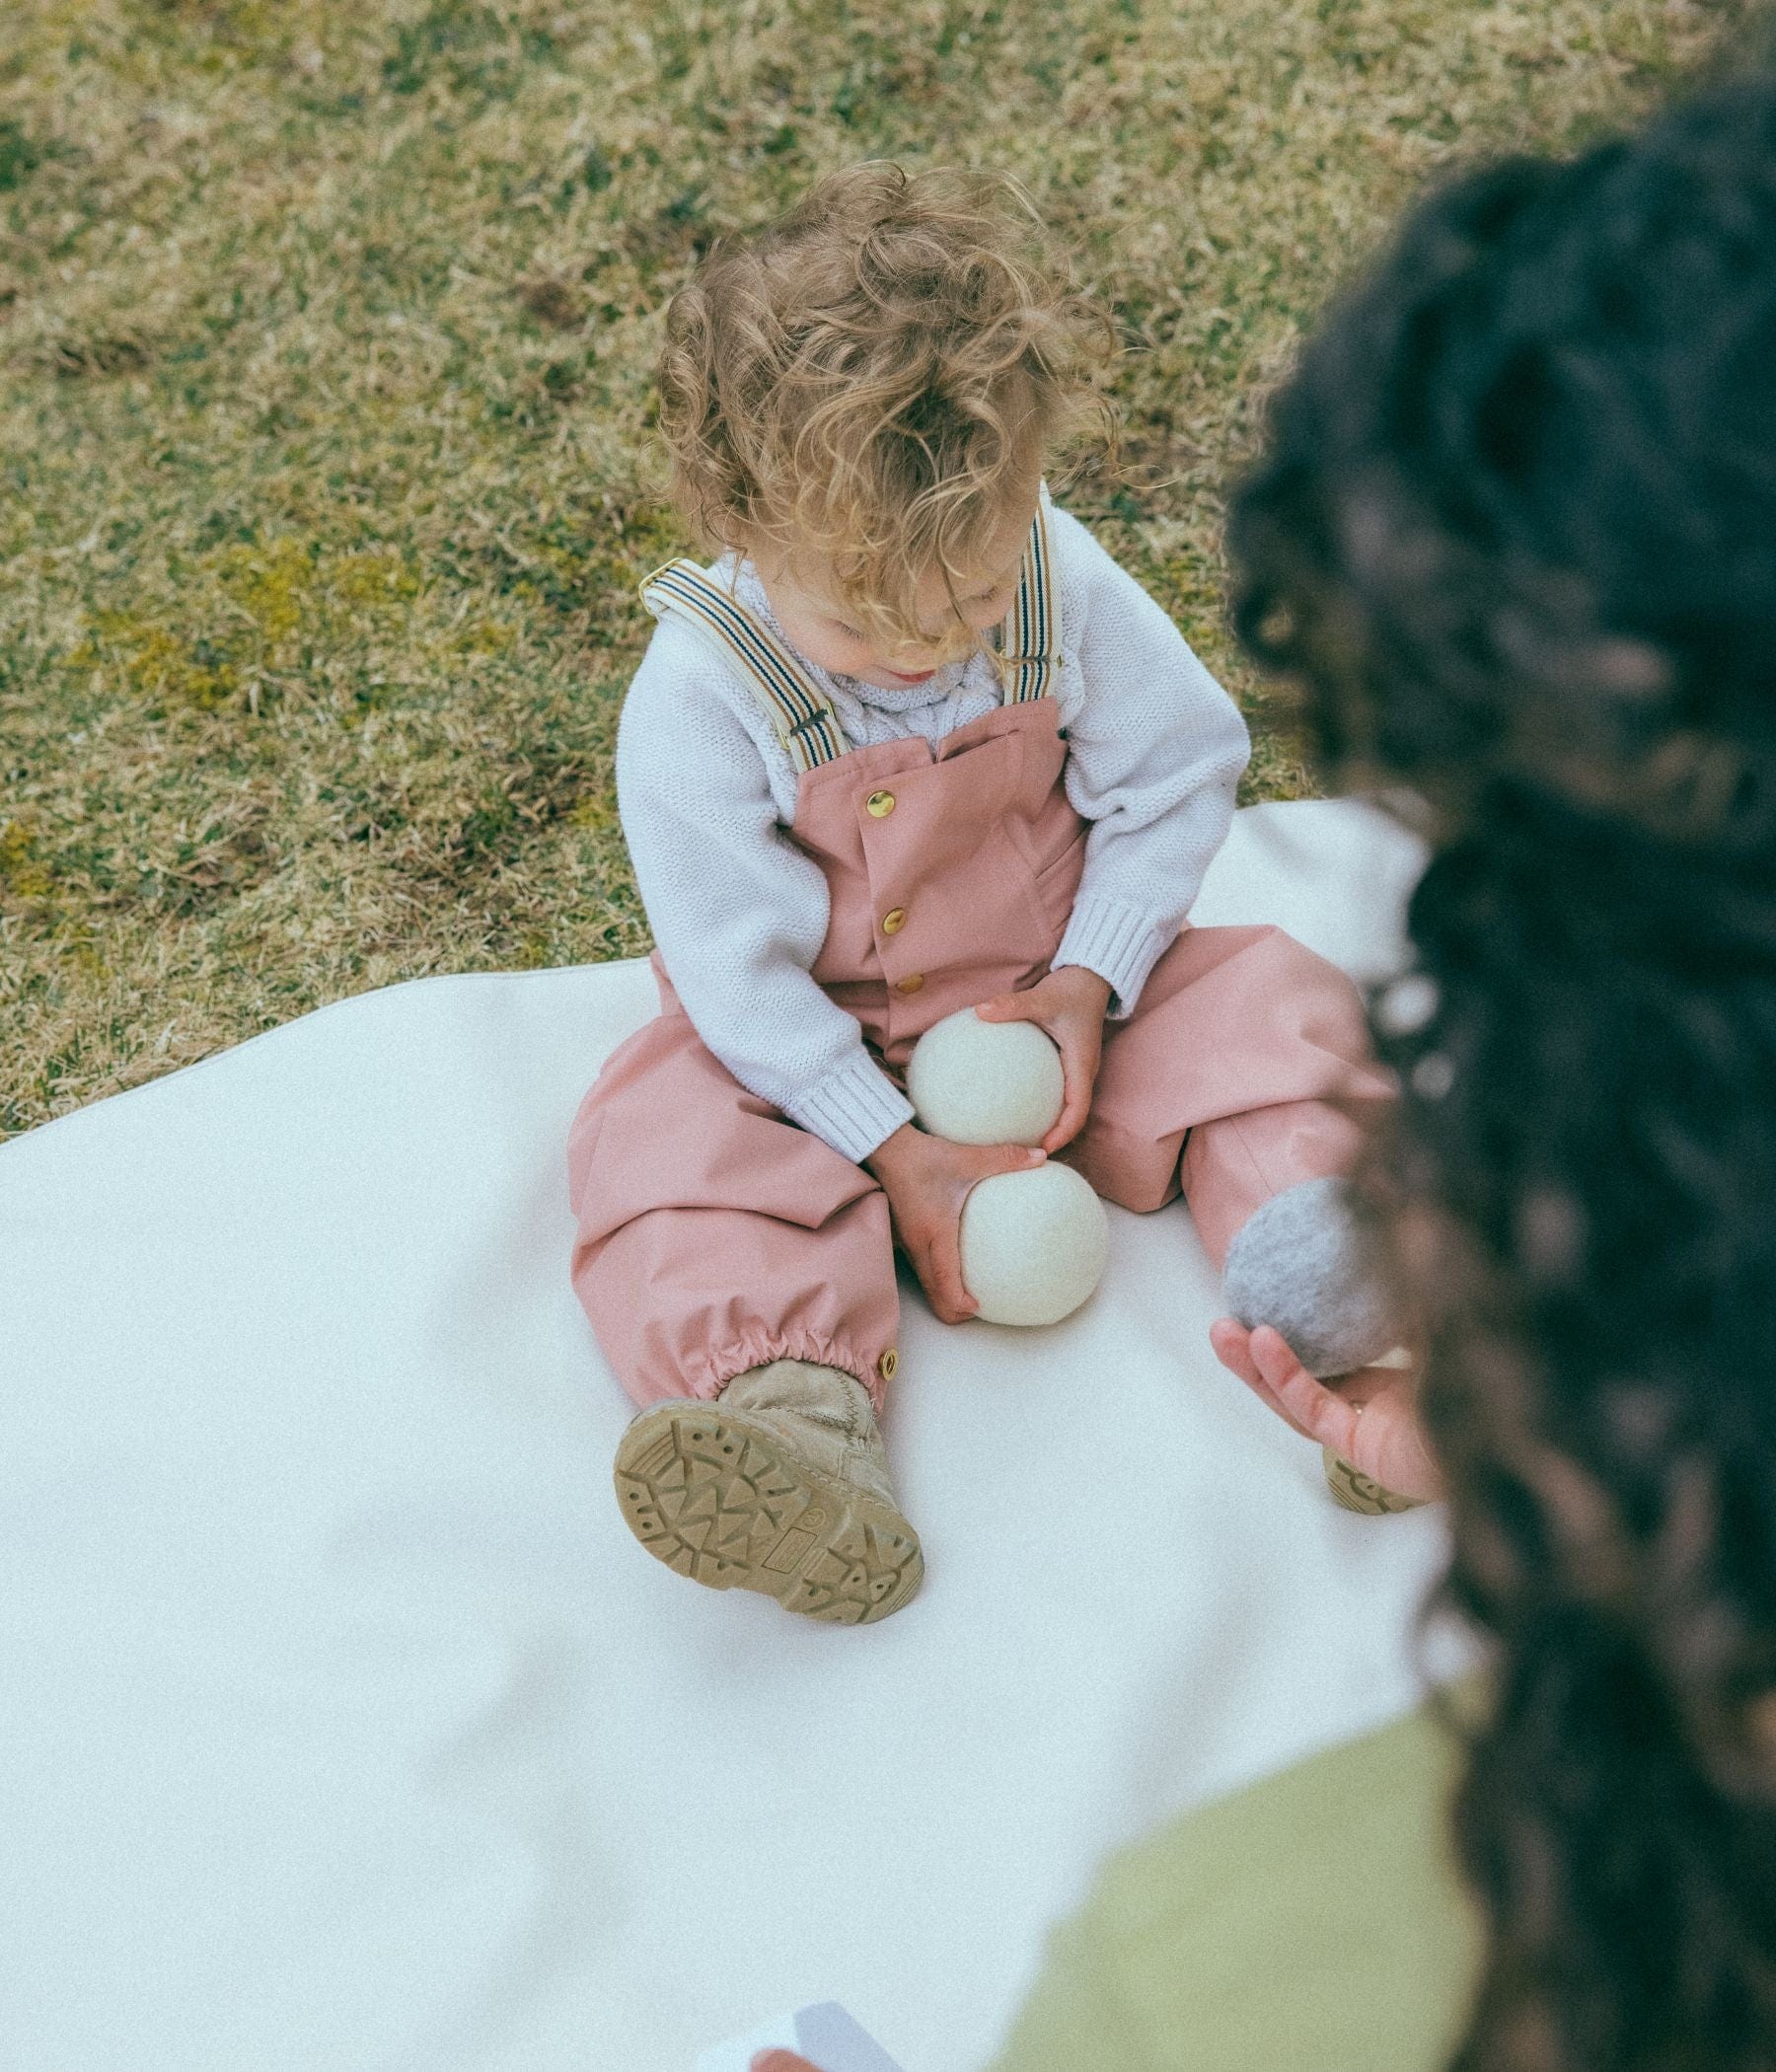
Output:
[974, 966, 1113, 1153]
[865, 1124, 1046, 1325]
[1209, 1321, 1445, 1504]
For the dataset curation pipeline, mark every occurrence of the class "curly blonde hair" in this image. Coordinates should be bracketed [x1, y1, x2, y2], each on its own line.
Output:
[656, 162, 1114, 645]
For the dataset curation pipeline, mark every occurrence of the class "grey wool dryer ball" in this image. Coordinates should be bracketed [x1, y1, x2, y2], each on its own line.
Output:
[1220, 1175, 1403, 1377]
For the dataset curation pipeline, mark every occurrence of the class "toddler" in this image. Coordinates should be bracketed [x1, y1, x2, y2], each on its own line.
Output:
[567, 166, 1398, 1625]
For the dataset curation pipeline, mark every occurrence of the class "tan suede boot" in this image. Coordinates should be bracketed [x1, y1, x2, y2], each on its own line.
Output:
[612, 1361, 924, 1624]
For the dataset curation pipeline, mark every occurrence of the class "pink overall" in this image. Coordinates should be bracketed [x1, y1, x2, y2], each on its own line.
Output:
[568, 645, 1391, 1415]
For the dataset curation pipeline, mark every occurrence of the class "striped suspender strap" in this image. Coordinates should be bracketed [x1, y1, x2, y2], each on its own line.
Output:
[638, 560, 848, 774]
[641, 492, 1059, 753]
[999, 490, 1062, 704]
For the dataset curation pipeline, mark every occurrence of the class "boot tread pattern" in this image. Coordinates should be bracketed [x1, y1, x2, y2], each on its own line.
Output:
[614, 1406, 923, 1623]
[1322, 1446, 1423, 1516]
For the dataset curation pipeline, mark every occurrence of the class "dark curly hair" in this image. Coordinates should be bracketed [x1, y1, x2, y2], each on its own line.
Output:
[1227, 67, 1776, 2072]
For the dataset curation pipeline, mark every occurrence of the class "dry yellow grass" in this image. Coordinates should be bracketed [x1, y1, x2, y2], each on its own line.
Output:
[0, 0, 1745, 1134]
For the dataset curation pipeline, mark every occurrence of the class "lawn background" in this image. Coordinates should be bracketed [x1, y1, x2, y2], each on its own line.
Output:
[0, 0, 1746, 1136]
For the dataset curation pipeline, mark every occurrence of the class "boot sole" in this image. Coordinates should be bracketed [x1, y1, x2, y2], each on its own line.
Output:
[614, 1401, 924, 1624]
[1322, 1446, 1424, 1515]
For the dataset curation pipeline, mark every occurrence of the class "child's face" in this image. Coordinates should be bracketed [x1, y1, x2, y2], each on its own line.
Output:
[750, 485, 1039, 693]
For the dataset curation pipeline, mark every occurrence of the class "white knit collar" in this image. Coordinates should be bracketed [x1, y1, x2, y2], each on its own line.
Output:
[722, 555, 970, 712]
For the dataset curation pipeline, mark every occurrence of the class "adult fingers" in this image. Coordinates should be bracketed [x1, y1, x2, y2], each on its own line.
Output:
[752, 2054, 826, 2072]
[1332, 1367, 1444, 1501]
[1246, 1326, 1365, 1461]
[1209, 1317, 1319, 1443]
[1208, 1316, 1259, 1382]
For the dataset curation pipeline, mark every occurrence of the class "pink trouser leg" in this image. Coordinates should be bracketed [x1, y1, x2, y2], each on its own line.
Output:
[567, 995, 899, 1415]
[1064, 925, 1391, 1268]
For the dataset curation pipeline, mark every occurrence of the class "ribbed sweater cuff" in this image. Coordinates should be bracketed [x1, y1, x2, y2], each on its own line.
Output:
[784, 1055, 916, 1165]
[1053, 894, 1177, 1019]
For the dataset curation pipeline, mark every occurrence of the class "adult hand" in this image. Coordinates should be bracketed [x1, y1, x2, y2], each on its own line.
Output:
[1209, 1320, 1445, 1504]
[751, 2053, 824, 2072]
[865, 1123, 1046, 1324]
[974, 965, 1112, 1152]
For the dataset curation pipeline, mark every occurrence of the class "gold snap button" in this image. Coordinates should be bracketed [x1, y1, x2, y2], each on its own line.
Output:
[866, 790, 896, 818]
[882, 907, 907, 935]
[878, 1348, 899, 1382]
[895, 973, 925, 996]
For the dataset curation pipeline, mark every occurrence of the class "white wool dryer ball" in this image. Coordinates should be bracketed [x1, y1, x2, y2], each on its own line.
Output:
[906, 1008, 1066, 1147]
[960, 1162, 1111, 1327]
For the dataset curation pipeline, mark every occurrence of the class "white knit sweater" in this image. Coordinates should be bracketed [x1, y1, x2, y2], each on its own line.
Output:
[615, 502, 1250, 1164]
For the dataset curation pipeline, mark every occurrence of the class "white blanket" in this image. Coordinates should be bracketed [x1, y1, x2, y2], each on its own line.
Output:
[1, 800, 1454, 2072]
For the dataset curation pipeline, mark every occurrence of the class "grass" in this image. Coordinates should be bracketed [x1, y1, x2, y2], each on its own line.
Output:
[0, 0, 1744, 1136]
